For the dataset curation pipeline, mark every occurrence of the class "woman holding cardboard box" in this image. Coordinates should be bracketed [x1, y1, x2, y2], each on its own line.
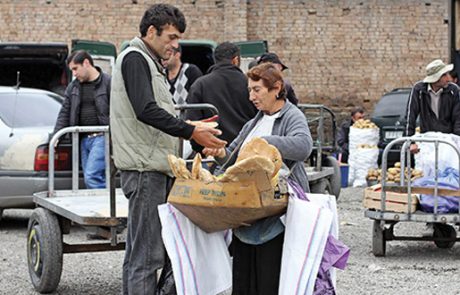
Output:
[203, 62, 313, 295]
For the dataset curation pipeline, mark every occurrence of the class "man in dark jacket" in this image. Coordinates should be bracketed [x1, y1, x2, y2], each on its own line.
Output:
[186, 41, 257, 151]
[54, 50, 111, 189]
[337, 107, 365, 163]
[406, 59, 460, 153]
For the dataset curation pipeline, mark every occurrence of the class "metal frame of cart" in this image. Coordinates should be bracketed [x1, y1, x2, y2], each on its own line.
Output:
[26, 103, 219, 293]
[364, 135, 460, 256]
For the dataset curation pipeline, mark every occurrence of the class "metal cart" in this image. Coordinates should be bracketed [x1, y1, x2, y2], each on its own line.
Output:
[298, 104, 341, 199]
[27, 125, 126, 293]
[364, 135, 460, 256]
[27, 103, 219, 293]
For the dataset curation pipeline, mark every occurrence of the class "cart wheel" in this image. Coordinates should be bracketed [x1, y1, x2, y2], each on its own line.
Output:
[433, 224, 456, 249]
[27, 208, 63, 293]
[372, 220, 386, 257]
[310, 178, 332, 195]
[323, 156, 341, 199]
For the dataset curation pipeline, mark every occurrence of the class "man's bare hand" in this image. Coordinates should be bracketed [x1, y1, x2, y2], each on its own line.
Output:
[191, 126, 227, 149]
[409, 143, 419, 154]
[203, 147, 226, 158]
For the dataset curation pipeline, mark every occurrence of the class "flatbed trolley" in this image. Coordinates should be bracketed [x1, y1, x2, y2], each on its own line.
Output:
[27, 103, 218, 293]
[364, 135, 460, 256]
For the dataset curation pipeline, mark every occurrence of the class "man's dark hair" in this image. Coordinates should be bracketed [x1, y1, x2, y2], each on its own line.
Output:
[67, 50, 94, 66]
[351, 107, 364, 116]
[139, 4, 186, 37]
[450, 70, 458, 79]
[213, 42, 240, 64]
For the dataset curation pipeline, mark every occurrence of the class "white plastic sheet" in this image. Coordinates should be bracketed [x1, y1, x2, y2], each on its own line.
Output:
[414, 132, 460, 177]
[158, 204, 232, 295]
[278, 197, 333, 295]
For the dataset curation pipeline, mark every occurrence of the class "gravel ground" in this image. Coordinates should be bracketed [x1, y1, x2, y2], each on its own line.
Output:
[1, 187, 460, 294]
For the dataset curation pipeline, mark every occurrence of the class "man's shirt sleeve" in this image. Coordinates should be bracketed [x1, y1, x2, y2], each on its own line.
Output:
[121, 51, 194, 139]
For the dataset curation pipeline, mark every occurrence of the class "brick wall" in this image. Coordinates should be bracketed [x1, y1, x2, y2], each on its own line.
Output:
[0, 0, 449, 120]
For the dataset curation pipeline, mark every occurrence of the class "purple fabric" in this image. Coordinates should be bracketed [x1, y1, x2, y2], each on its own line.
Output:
[287, 178, 309, 201]
[286, 178, 350, 294]
[314, 235, 350, 295]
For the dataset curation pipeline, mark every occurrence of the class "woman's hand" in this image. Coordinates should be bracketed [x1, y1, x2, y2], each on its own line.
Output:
[203, 147, 226, 158]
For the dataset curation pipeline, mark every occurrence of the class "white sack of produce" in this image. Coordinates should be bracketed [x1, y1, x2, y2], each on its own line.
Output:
[348, 121, 379, 151]
[414, 132, 460, 177]
[348, 146, 379, 187]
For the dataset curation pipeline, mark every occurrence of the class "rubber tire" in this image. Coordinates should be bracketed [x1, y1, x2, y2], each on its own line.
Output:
[27, 208, 63, 293]
[433, 224, 456, 249]
[310, 178, 332, 194]
[372, 220, 386, 257]
[323, 156, 341, 199]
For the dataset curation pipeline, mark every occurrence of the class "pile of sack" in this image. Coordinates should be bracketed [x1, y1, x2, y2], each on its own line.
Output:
[348, 119, 380, 187]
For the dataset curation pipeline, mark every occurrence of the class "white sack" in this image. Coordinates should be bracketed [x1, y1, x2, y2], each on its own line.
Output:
[349, 127, 379, 151]
[278, 197, 333, 295]
[158, 204, 232, 295]
[414, 132, 460, 177]
[348, 147, 379, 187]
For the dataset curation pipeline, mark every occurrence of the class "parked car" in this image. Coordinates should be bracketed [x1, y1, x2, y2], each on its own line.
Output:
[371, 88, 413, 166]
[0, 86, 86, 221]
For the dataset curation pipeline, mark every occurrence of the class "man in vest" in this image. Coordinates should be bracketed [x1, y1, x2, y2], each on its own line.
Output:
[162, 44, 203, 104]
[110, 4, 226, 294]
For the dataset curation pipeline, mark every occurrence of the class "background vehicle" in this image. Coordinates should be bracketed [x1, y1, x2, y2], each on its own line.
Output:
[371, 88, 412, 167]
[0, 86, 86, 221]
[179, 39, 268, 73]
[0, 43, 69, 95]
[0, 40, 117, 96]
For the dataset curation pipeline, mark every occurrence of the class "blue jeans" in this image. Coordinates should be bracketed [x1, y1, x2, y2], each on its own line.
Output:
[121, 171, 175, 295]
[80, 135, 106, 189]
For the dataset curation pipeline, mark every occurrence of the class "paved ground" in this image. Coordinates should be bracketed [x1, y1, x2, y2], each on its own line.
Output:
[1, 187, 460, 294]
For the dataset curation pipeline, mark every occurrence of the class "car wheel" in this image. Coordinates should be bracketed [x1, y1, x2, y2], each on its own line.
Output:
[27, 208, 63, 293]
[323, 156, 341, 199]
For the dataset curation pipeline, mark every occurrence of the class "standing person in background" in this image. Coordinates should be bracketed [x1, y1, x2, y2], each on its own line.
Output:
[162, 44, 203, 104]
[54, 50, 111, 189]
[186, 41, 257, 152]
[337, 107, 365, 163]
[110, 4, 226, 294]
[406, 59, 460, 152]
[257, 52, 298, 105]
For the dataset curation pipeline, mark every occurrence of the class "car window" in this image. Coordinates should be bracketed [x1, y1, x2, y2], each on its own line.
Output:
[373, 92, 410, 117]
[0, 92, 62, 127]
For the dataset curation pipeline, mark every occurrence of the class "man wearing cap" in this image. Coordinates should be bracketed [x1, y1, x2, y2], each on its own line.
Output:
[406, 59, 460, 154]
[257, 52, 298, 105]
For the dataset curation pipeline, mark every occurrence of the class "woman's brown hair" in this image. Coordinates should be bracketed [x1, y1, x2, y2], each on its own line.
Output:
[247, 62, 286, 100]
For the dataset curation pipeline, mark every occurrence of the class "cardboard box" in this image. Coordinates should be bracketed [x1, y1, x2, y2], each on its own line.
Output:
[168, 170, 288, 233]
[363, 184, 418, 213]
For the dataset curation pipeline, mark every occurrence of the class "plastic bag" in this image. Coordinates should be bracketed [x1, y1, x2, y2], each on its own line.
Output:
[412, 167, 460, 213]
[414, 132, 460, 177]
